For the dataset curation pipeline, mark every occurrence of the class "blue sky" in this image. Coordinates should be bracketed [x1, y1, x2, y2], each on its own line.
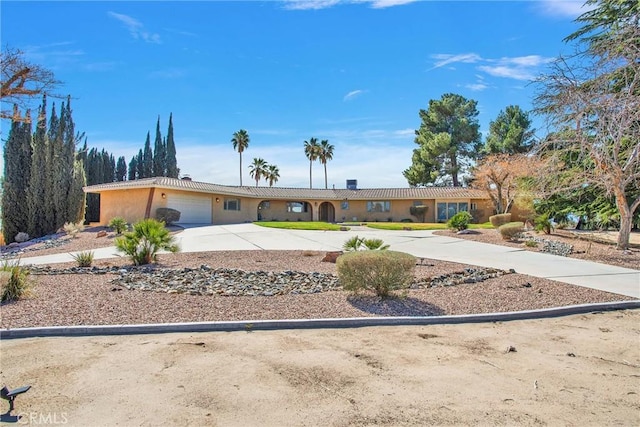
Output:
[1, 0, 589, 188]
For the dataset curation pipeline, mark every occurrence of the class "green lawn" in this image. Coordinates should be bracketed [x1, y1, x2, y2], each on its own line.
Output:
[254, 221, 494, 231]
[365, 222, 494, 231]
[254, 221, 347, 231]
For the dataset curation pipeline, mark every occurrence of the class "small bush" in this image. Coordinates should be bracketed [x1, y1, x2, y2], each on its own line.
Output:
[409, 205, 428, 222]
[489, 213, 512, 228]
[71, 250, 94, 267]
[400, 218, 413, 223]
[525, 240, 538, 248]
[115, 219, 180, 265]
[155, 208, 181, 225]
[337, 250, 416, 298]
[14, 232, 30, 243]
[108, 217, 128, 234]
[343, 235, 389, 251]
[498, 221, 525, 241]
[63, 221, 85, 238]
[1, 261, 31, 303]
[535, 213, 553, 234]
[447, 211, 473, 231]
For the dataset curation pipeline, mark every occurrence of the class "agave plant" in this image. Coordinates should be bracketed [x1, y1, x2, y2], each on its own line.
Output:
[342, 235, 389, 251]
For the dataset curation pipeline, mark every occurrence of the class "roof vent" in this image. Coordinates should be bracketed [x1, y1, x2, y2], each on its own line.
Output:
[181, 175, 192, 181]
[346, 179, 357, 190]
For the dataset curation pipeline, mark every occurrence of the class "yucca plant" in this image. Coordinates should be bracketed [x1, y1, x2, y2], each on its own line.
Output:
[71, 250, 94, 267]
[115, 219, 179, 265]
[343, 235, 389, 251]
[1, 260, 31, 303]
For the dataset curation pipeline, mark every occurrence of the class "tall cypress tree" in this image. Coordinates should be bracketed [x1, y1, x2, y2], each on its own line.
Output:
[165, 113, 178, 178]
[2, 109, 33, 243]
[28, 100, 49, 237]
[128, 156, 138, 180]
[152, 116, 166, 177]
[116, 156, 127, 181]
[142, 132, 153, 178]
[44, 103, 58, 231]
[136, 149, 145, 178]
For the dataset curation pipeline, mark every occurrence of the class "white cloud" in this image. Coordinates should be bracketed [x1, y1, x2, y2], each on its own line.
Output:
[465, 83, 488, 91]
[283, 0, 418, 10]
[343, 89, 366, 101]
[479, 55, 553, 81]
[430, 53, 482, 70]
[108, 11, 161, 44]
[537, 0, 594, 18]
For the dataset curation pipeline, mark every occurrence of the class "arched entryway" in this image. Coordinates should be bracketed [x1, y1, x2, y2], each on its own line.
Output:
[319, 202, 335, 223]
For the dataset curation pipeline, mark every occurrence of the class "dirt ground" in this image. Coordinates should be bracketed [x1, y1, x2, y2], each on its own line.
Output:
[1, 309, 639, 426]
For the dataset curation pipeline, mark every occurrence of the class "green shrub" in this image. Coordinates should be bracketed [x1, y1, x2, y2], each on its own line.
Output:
[108, 217, 128, 235]
[498, 221, 525, 241]
[447, 211, 473, 231]
[71, 250, 94, 267]
[534, 213, 553, 234]
[524, 240, 538, 248]
[155, 207, 181, 225]
[63, 221, 85, 238]
[343, 235, 389, 251]
[337, 250, 416, 298]
[409, 205, 428, 223]
[115, 219, 180, 265]
[1, 261, 31, 303]
[489, 213, 512, 228]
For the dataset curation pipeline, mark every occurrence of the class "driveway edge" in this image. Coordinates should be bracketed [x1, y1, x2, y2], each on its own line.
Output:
[2, 300, 639, 339]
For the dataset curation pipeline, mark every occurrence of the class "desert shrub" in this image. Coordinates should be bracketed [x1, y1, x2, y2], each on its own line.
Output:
[108, 217, 128, 235]
[115, 219, 180, 265]
[447, 211, 473, 231]
[337, 250, 416, 297]
[14, 232, 30, 243]
[498, 222, 525, 241]
[71, 250, 94, 267]
[525, 239, 538, 248]
[63, 221, 85, 238]
[400, 218, 413, 223]
[1, 261, 31, 303]
[155, 208, 181, 225]
[535, 213, 553, 234]
[343, 235, 389, 251]
[489, 213, 512, 228]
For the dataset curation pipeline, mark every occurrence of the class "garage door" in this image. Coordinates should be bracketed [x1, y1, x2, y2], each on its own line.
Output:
[167, 194, 212, 224]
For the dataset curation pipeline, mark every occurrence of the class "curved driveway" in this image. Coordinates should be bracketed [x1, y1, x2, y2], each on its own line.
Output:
[20, 223, 639, 298]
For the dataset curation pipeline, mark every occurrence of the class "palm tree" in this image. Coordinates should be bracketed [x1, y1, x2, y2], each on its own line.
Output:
[304, 137, 320, 189]
[265, 164, 280, 187]
[249, 157, 267, 187]
[318, 139, 334, 189]
[231, 129, 250, 186]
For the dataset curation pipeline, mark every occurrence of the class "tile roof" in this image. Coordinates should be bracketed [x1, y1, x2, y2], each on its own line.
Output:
[84, 177, 487, 200]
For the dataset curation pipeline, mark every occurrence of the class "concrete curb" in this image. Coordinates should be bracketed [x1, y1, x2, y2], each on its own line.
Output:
[2, 300, 639, 339]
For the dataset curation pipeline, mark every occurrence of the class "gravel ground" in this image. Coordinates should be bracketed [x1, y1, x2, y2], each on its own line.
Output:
[0, 228, 636, 329]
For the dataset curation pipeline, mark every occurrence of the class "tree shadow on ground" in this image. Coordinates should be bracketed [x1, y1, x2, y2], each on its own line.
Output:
[347, 295, 445, 316]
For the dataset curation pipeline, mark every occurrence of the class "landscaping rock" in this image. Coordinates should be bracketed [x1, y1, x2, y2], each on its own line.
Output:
[322, 251, 343, 263]
[96, 230, 108, 238]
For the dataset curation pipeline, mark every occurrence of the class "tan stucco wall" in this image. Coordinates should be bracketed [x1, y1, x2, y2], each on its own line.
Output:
[99, 188, 154, 225]
[256, 200, 313, 222]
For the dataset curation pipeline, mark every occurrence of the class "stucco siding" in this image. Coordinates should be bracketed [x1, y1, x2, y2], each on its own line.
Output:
[99, 188, 152, 225]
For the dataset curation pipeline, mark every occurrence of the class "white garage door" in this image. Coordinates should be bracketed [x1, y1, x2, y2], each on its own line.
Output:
[167, 194, 212, 224]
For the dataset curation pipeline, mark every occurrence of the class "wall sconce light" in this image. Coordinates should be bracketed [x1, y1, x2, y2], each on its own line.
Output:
[216, 197, 220, 203]
[161, 193, 166, 199]
[314, 201, 318, 207]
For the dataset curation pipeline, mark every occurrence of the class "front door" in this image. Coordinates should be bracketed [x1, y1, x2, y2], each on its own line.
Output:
[319, 202, 335, 222]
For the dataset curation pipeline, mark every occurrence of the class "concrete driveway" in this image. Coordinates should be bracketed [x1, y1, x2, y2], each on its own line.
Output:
[19, 223, 640, 298]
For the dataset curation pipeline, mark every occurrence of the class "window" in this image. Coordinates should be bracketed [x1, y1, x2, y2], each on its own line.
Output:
[367, 201, 390, 212]
[287, 201, 308, 213]
[259, 201, 270, 210]
[341, 200, 349, 210]
[437, 201, 470, 222]
[413, 200, 424, 207]
[470, 202, 477, 211]
[224, 198, 241, 211]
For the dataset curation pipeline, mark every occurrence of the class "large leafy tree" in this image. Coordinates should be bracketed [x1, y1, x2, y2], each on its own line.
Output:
[304, 137, 320, 189]
[403, 93, 482, 187]
[231, 129, 250, 186]
[249, 157, 267, 187]
[534, 0, 639, 249]
[484, 105, 536, 155]
[318, 139, 334, 189]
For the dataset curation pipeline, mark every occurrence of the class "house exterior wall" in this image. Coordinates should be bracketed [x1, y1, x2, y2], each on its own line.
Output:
[99, 188, 155, 225]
